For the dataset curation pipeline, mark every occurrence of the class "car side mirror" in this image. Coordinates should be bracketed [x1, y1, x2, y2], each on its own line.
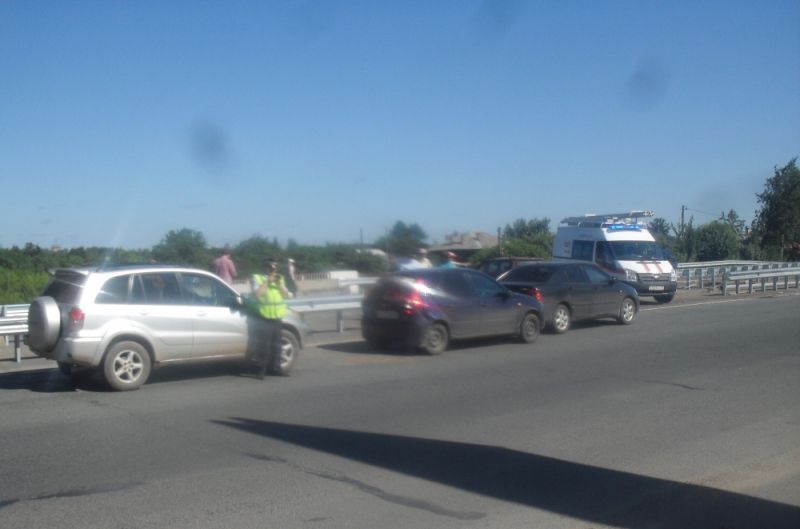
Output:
[609, 276, 617, 284]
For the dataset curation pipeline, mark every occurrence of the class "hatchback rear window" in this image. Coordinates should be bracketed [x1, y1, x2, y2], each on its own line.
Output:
[42, 272, 87, 303]
[504, 266, 556, 283]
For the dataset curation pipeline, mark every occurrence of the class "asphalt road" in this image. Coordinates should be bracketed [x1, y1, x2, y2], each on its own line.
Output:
[1, 293, 798, 529]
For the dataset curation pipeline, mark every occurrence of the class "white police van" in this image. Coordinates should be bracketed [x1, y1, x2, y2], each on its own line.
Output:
[553, 211, 678, 303]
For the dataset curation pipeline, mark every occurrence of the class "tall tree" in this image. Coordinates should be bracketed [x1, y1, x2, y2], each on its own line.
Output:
[151, 228, 210, 268]
[375, 221, 428, 257]
[754, 158, 800, 260]
[720, 209, 746, 236]
[695, 221, 740, 261]
[503, 218, 551, 240]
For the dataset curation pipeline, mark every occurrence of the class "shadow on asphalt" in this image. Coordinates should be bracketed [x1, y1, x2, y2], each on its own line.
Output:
[214, 418, 800, 529]
[0, 360, 269, 393]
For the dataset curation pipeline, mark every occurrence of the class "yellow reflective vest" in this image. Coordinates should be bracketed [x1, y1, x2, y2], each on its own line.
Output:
[252, 274, 287, 319]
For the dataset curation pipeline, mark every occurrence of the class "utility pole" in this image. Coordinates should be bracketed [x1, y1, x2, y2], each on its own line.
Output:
[681, 205, 686, 235]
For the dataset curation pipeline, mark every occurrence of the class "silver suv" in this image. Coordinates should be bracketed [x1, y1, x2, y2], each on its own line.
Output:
[27, 265, 307, 390]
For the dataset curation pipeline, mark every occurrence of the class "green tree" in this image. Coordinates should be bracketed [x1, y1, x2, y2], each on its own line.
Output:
[720, 209, 746, 236]
[503, 218, 551, 240]
[754, 158, 800, 260]
[695, 221, 740, 261]
[375, 221, 428, 257]
[648, 218, 673, 246]
[151, 228, 211, 268]
[234, 235, 282, 276]
[672, 216, 697, 262]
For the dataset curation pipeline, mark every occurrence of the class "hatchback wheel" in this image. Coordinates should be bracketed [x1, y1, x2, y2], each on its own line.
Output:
[617, 297, 637, 325]
[519, 313, 541, 343]
[552, 304, 571, 334]
[421, 323, 448, 355]
[103, 341, 151, 391]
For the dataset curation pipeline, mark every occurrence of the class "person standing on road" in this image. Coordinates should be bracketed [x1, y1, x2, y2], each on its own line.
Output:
[438, 251, 462, 268]
[250, 257, 289, 379]
[416, 248, 433, 268]
[213, 245, 238, 285]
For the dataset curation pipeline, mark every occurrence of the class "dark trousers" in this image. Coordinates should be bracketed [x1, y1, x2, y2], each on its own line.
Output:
[255, 317, 282, 373]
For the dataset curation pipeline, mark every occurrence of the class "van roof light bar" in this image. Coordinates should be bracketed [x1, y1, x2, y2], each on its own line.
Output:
[560, 210, 655, 226]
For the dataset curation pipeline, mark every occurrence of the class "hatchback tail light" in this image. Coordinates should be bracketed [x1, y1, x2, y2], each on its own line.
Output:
[68, 307, 85, 331]
[403, 289, 426, 315]
[521, 287, 544, 302]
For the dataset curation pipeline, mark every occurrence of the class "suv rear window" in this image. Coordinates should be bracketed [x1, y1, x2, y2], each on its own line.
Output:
[42, 272, 87, 303]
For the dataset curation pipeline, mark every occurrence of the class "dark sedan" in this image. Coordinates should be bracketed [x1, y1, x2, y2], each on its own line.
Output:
[362, 268, 543, 354]
[498, 261, 639, 333]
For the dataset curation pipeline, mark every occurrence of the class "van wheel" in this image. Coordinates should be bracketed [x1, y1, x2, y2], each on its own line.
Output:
[421, 323, 448, 355]
[519, 313, 541, 343]
[103, 341, 151, 391]
[654, 293, 674, 304]
[617, 297, 637, 325]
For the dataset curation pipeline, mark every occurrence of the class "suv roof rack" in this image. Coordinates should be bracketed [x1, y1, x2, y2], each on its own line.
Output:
[97, 263, 183, 271]
[560, 210, 655, 227]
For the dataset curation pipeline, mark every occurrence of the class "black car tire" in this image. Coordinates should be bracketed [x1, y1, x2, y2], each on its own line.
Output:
[551, 304, 571, 334]
[421, 323, 448, 355]
[653, 293, 675, 304]
[103, 341, 152, 391]
[268, 329, 299, 376]
[27, 297, 61, 353]
[519, 312, 541, 343]
[617, 297, 637, 325]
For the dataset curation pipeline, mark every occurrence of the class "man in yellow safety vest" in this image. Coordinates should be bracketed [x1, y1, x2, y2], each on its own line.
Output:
[251, 257, 289, 379]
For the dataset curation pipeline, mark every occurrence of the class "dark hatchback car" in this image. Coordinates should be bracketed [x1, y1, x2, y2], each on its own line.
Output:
[362, 268, 543, 354]
[498, 261, 639, 334]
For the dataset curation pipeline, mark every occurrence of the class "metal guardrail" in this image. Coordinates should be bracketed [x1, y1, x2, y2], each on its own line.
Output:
[676, 261, 800, 290]
[721, 267, 800, 296]
[287, 295, 363, 332]
[0, 305, 29, 363]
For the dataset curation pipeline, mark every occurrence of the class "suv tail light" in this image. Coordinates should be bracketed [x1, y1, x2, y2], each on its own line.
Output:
[68, 307, 85, 331]
[521, 287, 544, 302]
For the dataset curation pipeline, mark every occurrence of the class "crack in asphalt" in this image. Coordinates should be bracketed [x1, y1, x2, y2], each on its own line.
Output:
[245, 453, 486, 521]
[0, 481, 144, 510]
[642, 379, 707, 391]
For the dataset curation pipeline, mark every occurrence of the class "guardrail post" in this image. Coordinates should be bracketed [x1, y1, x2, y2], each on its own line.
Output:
[14, 334, 21, 363]
[699, 268, 704, 289]
[337, 311, 344, 333]
[711, 268, 716, 291]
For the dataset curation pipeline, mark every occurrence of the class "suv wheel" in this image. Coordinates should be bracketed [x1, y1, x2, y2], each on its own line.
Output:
[268, 329, 299, 376]
[27, 297, 62, 353]
[103, 341, 152, 391]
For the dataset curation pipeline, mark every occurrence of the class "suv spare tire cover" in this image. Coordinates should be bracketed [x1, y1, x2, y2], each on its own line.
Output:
[27, 297, 62, 353]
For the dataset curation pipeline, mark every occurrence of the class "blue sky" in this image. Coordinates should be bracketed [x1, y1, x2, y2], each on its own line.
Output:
[2, 1, 798, 249]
